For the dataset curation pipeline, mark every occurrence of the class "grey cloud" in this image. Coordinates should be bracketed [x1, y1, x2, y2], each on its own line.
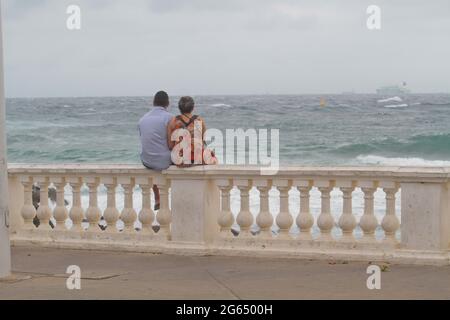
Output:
[2, 0, 450, 97]
[146, 0, 267, 13]
[3, 0, 49, 19]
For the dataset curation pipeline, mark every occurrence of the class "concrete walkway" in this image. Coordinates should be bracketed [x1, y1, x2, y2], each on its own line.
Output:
[1, 247, 449, 299]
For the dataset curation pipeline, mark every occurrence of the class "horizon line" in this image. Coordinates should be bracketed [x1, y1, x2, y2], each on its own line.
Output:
[6, 91, 449, 99]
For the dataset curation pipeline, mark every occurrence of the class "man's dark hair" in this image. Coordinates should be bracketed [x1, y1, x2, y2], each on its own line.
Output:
[178, 96, 195, 114]
[153, 91, 169, 107]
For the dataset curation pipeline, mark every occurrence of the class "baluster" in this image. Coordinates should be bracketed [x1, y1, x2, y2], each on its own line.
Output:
[85, 177, 101, 232]
[20, 176, 37, 229]
[235, 180, 253, 237]
[68, 177, 84, 231]
[103, 177, 119, 233]
[317, 181, 335, 239]
[381, 184, 400, 242]
[53, 177, 68, 230]
[338, 182, 356, 240]
[216, 179, 234, 237]
[36, 177, 52, 230]
[119, 177, 137, 233]
[295, 180, 313, 240]
[155, 176, 171, 239]
[274, 180, 293, 239]
[136, 177, 155, 233]
[255, 179, 273, 238]
[359, 181, 379, 240]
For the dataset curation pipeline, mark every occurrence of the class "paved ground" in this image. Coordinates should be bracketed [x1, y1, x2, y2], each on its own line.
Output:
[0, 246, 449, 299]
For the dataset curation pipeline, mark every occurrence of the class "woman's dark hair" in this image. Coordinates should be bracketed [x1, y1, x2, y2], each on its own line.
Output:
[153, 91, 169, 107]
[178, 96, 195, 114]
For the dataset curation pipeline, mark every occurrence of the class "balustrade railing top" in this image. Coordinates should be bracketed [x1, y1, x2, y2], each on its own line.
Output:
[8, 163, 450, 179]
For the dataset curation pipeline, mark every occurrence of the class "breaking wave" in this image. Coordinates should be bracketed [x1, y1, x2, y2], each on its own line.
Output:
[378, 96, 403, 103]
[333, 133, 450, 159]
[210, 103, 232, 108]
[356, 155, 450, 166]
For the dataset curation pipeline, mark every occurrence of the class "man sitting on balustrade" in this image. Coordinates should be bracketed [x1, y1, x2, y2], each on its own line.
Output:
[138, 91, 174, 210]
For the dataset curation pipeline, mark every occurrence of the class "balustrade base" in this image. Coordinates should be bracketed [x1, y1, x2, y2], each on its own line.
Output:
[10, 232, 449, 266]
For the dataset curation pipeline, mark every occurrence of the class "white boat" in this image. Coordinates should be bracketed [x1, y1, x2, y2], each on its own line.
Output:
[376, 83, 410, 96]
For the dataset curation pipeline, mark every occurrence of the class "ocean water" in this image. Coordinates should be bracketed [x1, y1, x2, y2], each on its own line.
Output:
[6, 94, 450, 237]
[6, 94, 450, 166]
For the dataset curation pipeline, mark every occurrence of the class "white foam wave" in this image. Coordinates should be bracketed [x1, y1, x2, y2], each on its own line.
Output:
[378, 96, 402, 103]
[357, 155, 450, 166]
[384, 104, 408, 108]
[210, 103, 232, 108]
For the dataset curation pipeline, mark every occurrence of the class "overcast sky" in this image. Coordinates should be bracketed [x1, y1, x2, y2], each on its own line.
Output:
[2, 0, 450, 97]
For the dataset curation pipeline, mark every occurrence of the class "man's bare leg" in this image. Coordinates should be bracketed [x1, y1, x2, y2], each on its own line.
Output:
[153, 185, 160, 211]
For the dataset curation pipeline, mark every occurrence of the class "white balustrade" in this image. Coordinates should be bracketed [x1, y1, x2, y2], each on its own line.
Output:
[7, 165, 450, 265]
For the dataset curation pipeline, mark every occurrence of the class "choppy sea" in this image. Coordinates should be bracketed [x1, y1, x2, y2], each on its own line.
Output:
[6, 94, 450, 166]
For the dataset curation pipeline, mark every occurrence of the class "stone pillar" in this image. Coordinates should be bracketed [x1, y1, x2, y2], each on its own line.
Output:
[68, 177, 84, 231]
[53, 177, 68, 230]
[216, 179, 234, 237]
[136, 176, 155, 234]
[169, 172, 220, 244]
[155, 175, 172, 239]
[254, 179, 273, 238]
[0, 3, 11, 277]
[337, 180, 356, 240]
[274, 179, 293, 239]
[380, 182, 400, 242]
[102, 177, 119, 233]
[295, 180, 314, 240]
[119, 177, 137, 233]
[401, 182, 450, 251]
[359, 180, 379, 240]
[85, 177, 101, 232]
[35, 177, 52, 230]
[235, 179, 253, 237]
[316, 180, 335, 240]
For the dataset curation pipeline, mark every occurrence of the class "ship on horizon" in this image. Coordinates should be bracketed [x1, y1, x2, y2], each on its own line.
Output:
[376, 82, 411, 96]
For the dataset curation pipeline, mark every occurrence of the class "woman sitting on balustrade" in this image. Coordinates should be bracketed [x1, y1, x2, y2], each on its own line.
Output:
[167, 96, 217, 167]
